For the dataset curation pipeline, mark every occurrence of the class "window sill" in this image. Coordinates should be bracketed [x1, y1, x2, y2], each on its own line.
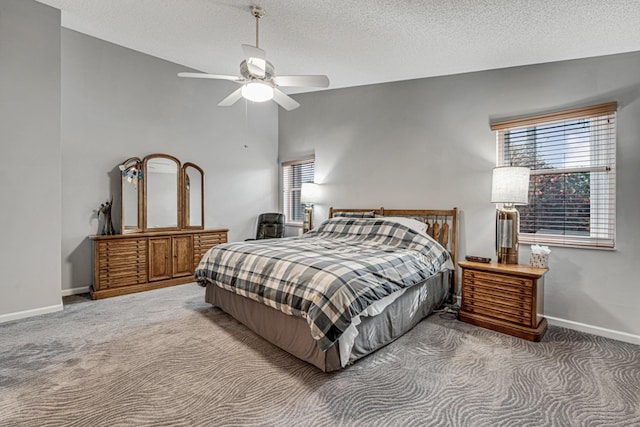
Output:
[520, 237, 616, 251]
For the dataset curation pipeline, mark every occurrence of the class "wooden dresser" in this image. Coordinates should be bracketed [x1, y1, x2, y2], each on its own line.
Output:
[458, 260, 548, 341]
[90, 229, 228, 299]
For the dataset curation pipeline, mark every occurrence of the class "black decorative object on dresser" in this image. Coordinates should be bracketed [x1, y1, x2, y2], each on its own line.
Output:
[97, 197, 115, 235]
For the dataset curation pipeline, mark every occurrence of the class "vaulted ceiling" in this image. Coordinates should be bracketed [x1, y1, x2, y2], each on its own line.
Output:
[37, 0, 640, 93]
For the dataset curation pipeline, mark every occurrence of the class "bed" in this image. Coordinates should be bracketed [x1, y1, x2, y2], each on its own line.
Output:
[195, 207, 458, 372]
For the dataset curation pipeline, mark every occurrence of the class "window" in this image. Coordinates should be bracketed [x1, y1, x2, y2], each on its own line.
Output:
[492, 102, 617, 248]
[282, 158, 315, 225]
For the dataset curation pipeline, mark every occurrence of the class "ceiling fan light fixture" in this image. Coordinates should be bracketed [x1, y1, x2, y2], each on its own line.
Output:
[241, 82, 274, 102]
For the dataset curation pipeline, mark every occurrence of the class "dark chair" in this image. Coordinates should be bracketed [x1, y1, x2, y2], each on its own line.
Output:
[248, 213, 285, 240]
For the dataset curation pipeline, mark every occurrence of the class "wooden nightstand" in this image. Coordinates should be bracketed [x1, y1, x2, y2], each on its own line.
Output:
[458, 260, 548, 342]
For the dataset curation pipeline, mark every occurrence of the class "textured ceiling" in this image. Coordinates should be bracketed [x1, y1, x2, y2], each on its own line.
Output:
[37, 0, 640, 94]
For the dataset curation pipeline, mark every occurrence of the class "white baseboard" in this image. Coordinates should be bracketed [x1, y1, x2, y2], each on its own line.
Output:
[545, 315, 640, 346]
[61, 286, 90, 297]
[0, 303, 63, 324]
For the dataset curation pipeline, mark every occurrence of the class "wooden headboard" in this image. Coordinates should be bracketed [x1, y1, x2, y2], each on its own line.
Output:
[329, 207, 459, 295]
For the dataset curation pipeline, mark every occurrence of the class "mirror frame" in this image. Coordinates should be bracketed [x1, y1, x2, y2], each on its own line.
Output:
[142, 153, 182, 232]
[119, 153, 205, 234]
[182, 162, 205, 230]
[119, 157, 143, 234]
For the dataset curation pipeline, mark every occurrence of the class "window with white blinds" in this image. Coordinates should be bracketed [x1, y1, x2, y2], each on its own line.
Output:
[492, 102, 617, 248]
[282, 158, 315, 225]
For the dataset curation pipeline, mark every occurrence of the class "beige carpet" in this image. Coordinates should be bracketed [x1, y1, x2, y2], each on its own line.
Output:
[1, 283, 638, 426]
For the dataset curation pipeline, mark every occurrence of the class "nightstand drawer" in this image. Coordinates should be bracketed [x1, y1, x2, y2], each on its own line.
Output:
[463, 285, 532, 310]
[464, 269, 533, 288]
[462, 272, 533, 298]
[461, 300, 531, 325]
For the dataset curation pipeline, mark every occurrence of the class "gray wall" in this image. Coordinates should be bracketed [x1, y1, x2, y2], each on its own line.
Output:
[0, 0, 62, 317]
[61, 29, 279, 292]
[279, 52, 640, 337]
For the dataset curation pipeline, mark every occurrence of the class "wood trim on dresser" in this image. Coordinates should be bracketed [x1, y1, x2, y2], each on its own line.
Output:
[458, 260, 548, 341]
[90, 228, 228, 299]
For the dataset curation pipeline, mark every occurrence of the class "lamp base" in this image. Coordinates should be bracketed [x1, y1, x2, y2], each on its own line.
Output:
[497, 249, 519, 264]
[496, 207, 519, 264]
[303, 205, 313, 234]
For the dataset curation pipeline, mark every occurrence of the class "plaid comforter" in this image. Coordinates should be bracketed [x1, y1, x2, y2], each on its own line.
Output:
[195, 217, 452, 350]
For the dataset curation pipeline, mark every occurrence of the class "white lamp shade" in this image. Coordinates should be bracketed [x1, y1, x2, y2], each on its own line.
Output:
[241, 82, 274, 102]
[300, 183, 320, 204]
[491, 166, 530, 205]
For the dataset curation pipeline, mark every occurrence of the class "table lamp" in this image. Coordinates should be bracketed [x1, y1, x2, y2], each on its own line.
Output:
[491, 166, 530, 264]
[300, 183, 319, 233]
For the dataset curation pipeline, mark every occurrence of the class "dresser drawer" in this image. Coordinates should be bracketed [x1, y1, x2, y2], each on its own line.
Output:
[193, 232, 228, 267]
[98, 239, 146, 251]
[95, 239, 147, 290]
[195, 232, 227, 247]
[99, 272, 148, 288]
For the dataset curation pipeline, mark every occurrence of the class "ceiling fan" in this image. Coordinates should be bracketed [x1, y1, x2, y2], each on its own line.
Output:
[178, 6, 329, 111]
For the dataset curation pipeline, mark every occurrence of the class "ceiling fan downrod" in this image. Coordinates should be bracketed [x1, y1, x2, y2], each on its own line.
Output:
[251, 6, 265, 48]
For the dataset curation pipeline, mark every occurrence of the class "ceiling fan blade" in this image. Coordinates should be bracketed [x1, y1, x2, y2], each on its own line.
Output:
[218, 88, 244, 107]
[178, 72, 242, 82]
[272, 88, 300, 111]
[273, 75, 330, 88]
[241, 44, 267, 77]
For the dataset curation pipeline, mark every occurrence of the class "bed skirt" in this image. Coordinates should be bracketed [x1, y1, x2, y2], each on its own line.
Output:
[204, 271, 449, 372]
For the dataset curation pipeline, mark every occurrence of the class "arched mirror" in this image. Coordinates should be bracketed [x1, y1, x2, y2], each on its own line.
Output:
[119, 157, 143, 233]
[183, 163, 204, 229]
[143, 154, 180, 231]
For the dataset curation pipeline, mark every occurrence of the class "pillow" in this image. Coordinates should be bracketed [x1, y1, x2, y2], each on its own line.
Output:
[333, 211, 376, 218]
[383, 217, 428, 235]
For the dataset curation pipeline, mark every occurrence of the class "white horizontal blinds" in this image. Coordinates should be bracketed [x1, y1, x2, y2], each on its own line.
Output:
[492, 102, 617, 248]
[282, 158, 315, 224]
